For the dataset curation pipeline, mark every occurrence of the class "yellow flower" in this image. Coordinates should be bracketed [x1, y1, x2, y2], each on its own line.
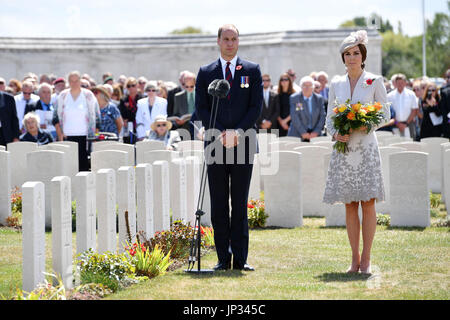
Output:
[352, 103, 362, 112]
[338, 105, 347, 113]
[359, 109, 367, 116]
[367, 105, 375, 112]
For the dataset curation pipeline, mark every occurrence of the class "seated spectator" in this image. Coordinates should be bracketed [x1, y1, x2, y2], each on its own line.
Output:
[14, 80, 40, 133]
[420, 83, 443, 139]
[92, 85, 123, 137]
[147, 114, 180, 150]
[25, 83, 57, 139]
[20, 112, 53, 145]
[287, 76, 326, 142]
[135, 81, 167, 141]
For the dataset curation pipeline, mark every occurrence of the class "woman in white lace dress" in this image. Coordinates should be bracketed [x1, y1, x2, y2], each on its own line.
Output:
[323, 30, 390, 274]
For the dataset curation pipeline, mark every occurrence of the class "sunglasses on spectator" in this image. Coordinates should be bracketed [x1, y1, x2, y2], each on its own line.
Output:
[127, 84, 137, 88]
[23, 91, 32, 95]
[280, 78, 289, 82]
[185, 85, 195, 89]
[156, 123, 166, 127]
[146, 89, 158, 92]
[262, 79, 271, 82]
[413, 87, 420, 91]
[288, 73, 296, 77]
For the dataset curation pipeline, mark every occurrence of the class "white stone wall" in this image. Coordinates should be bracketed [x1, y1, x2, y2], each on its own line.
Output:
[0, 29, 382, 83]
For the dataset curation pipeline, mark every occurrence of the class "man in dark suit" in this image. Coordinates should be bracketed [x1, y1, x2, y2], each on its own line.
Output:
[173, 72, 196, 133]
[167, 71, 188, 117]
[256, 74, 279, 133]
[195, 24, 263, 271]
[288, 75, 326, 142]
[0, 91, 20, 146]
[439, 75, 450, 138]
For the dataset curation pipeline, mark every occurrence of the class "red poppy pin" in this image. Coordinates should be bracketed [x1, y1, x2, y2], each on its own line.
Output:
[362, 78, 376, 88]
[236, 65, 242, 71]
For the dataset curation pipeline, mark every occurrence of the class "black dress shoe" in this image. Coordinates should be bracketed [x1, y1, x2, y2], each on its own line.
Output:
[233, 263, 255, 271]
[213, 261, 231, 271]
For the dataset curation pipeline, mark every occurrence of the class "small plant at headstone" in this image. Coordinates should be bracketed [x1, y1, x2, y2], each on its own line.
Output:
[125, 243, 172, 278]
[75, 249, 135, 292]
[201, 226, 215, 247]
[12, 273, 66, 300]
[67, 283, 113, 300]
[430, 192, 441, 209]
[6, 187, 22, 228]
[376, 213, 391, 226]
[247, 199, 268, 229]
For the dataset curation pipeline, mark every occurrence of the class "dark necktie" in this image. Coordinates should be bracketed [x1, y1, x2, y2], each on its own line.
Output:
[225, 61, 233, 100]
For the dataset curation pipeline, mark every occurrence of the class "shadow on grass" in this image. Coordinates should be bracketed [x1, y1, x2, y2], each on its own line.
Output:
[386, 226, 427, 231]
[182, 269, 246, 279]
[316, 272, 371, 282]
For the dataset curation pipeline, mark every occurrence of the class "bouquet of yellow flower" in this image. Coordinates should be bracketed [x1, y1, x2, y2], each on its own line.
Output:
[331, 99, 386, 153]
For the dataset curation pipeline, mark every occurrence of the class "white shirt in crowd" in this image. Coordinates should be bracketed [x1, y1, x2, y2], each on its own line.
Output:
[62, 92, 88, 136]
[14, 92, 39, 130]
[135, 96, 168, 139]
[387, 88, 418, 122]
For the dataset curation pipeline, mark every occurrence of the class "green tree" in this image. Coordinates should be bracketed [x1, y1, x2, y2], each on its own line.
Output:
[169, 26, 208, 35]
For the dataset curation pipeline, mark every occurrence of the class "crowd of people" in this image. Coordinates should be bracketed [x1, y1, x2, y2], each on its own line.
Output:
[0, 67, 449, 169]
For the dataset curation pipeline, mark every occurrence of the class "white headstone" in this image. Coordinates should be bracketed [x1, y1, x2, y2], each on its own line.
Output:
[40, 143, 72, 177]
[390, 152, 430, 227]
[135, 163, 154, 239]
[96, 169, 117, 253]
[51, 141, 79, 177]
[91, 140, 120, 153]
[389, 142, 425, 152]
[264, 151, 303, 228]
[310, 136, 332, 143]
[117, 166, 137, 252]
[135, 140, 165, 164]
[169, 158, 188, 223]
[176, 140, 204, 152]
[293, 146, 329, 216]
[50, 176, 73, 289]
[94, 143, 135, 166]
[185, 156, 201, 226]
[22, 181, 45, 292]
[311, 141, 334, 149]
[248, 154, 261, 200]
[90, 150, 128, 173]
[0, 145, 5, 151]
[384, 136, 413, 145]
[323, 152, 346, 226]
[420, 137, 449, 193]
[0, 151, 11, 226]
[285, 142, 311, 150]
[377, 146, 407, 214]
[74, 171, 96, 254]
[441, 142, 450, 204]
[7, 141, 38, 189]
[278, 136, 301, 142]
[152, 161, 170, 232]
[143, 150, 179, 165]
[27, 150, 66, 228]
[444, 149, 450, 214]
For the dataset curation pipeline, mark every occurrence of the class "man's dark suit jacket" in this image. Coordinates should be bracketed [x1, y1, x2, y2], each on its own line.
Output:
[287, 92, 326, 138]
[167, 85, 183, 117]
[194, 56, 263, 268]
[172, 90, 192, 131]
[256, 90, 279, 132]
[0, 92, 20, 145]
[439, 85, 450, 138]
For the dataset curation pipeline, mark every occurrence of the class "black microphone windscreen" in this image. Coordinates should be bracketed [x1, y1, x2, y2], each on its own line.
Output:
[215, 79, 230, 98]
[207, 79, 220, 96]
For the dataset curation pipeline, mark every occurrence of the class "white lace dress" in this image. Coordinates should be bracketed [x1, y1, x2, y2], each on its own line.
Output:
[323, 71, 390, 205]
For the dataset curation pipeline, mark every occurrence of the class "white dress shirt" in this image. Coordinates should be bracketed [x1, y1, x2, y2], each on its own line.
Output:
[14, 92, 39, 130]
[135, 96, 168, 139]
[387, 88, 418, 122]
[219, 55, 238, 79]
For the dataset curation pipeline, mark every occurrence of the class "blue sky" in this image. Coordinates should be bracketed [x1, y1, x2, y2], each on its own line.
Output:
[0, 0, 447, 38]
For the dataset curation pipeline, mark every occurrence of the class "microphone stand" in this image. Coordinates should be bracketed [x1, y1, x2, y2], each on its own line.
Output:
[185, 90, 221, 275]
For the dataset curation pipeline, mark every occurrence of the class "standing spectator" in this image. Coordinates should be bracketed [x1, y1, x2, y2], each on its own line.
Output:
[51, 77, 66, 105]
[20, 112, 53, 145]
[313, 81, 322, 95]
[8, 79, 22, 95]
[256, 74, 279, 133]
[135, 81, 167, 141]
[287, 69, 301, 92]
[14, 80, 39, 133]
[439, 69, 450, 138]
[0, 78, 6, 92]
[53, 71, 101, 171]
[167, 71, 188, 117]
[0, 91, 20, 146]
[111, 84, 123, 106]
[288, 76, 326, 141]
[92, 85, 123, 137]
[102, 72, 114, 85]
[39, 74, 52, 85]
[387, 74, 419, 138]
[316, 71, 329, 100]
[420, 83, 443, 139]
[173, 72, 196, 131]
[276, 73, 295, 137]
[137, 77, 148, 96]
[118, 77, 143, 144]
[25, 83, 57, 139]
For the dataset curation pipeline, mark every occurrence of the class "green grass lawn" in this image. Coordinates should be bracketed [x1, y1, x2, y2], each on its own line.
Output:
[2, 214, 447, 300]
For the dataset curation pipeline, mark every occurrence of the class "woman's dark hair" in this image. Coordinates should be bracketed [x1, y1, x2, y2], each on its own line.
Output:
[341, 44, 367, 69]
[277, 73, 295, 95]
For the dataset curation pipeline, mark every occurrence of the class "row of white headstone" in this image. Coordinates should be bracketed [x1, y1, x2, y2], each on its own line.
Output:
[250, 133, 450, 228]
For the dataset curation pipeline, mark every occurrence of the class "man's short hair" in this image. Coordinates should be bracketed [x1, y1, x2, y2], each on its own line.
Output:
[37, 82, 52, 95]
[395, 74, 407, 82]
[218, 24, 239, 38]
[316, 71, 328, 80]
[299, 76, 315, 87]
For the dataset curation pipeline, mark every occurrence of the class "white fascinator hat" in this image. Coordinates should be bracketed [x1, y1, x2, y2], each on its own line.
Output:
[339, 30, 368, 54]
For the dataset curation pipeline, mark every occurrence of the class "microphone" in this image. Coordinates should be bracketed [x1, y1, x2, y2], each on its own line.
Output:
[215, 79, 230, 99]
[208, 79, 220, 96]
